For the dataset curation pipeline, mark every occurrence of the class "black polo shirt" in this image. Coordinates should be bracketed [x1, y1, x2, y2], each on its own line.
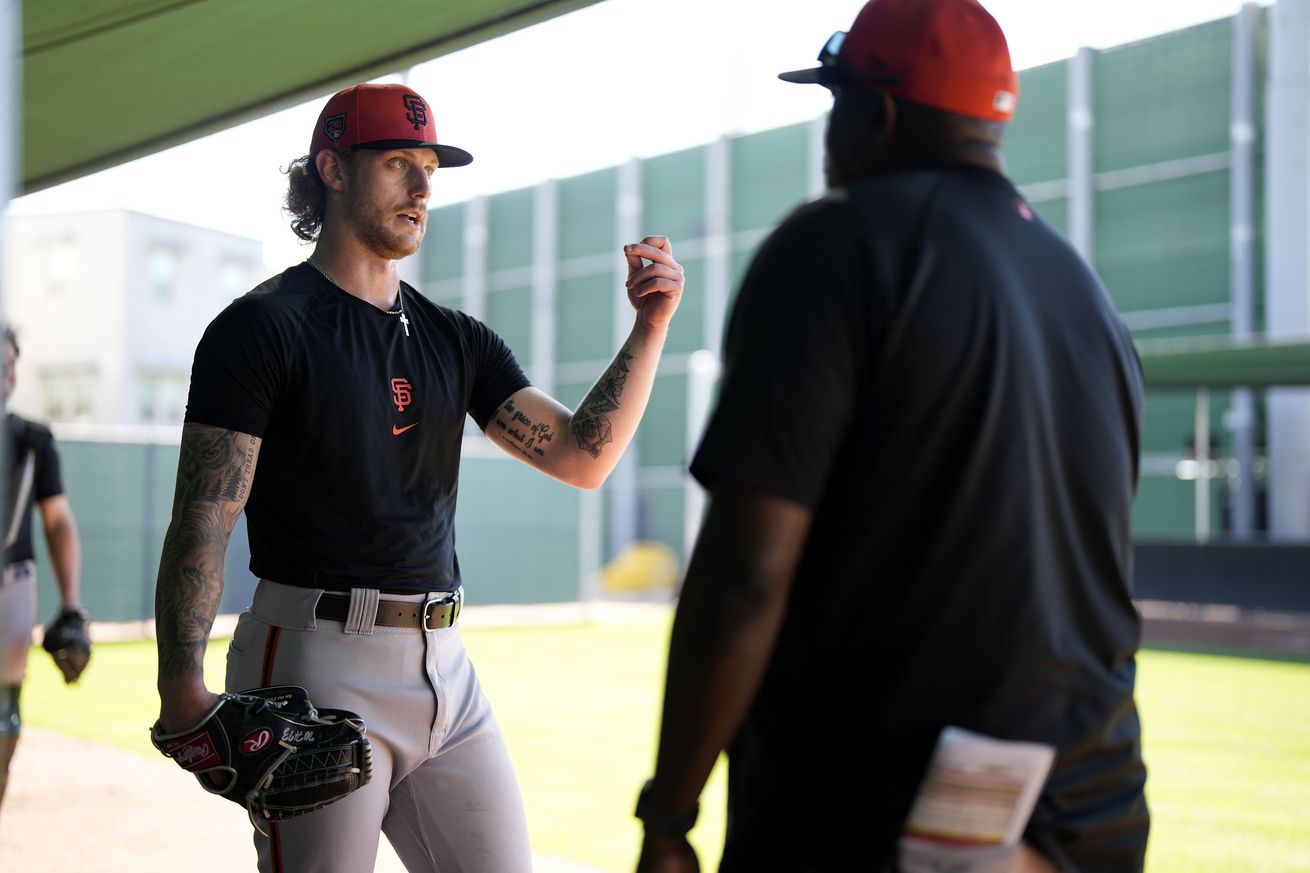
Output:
[186, 263, 529, 593]
[691, 165, 1149, 872]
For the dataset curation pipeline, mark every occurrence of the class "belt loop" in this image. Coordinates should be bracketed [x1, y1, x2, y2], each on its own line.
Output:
[345, 588, 380, 635]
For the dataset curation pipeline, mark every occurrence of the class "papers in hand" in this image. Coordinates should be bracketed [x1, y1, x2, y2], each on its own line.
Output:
[903, 726, 1055, 848]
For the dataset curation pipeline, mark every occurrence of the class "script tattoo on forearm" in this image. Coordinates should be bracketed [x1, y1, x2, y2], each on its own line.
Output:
[491, 398, 557, 460]
[156, 426, 258, 682]
[572, 345, 633, 459]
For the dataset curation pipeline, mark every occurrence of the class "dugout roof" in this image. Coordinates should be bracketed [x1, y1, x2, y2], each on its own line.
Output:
[18, 0, 597, 193]
[1136, 336, 1310, 388]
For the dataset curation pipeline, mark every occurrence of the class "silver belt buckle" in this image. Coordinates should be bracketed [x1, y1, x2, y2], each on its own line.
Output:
[421, 591, 461, 632]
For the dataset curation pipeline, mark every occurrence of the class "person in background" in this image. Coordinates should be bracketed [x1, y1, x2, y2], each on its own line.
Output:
[1, 325, 87, 812]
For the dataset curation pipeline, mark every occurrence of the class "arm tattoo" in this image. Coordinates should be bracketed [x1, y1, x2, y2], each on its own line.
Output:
[572, 345, 633, 459]
[490, 398, 557, 460]
[156, 426, 259, 682]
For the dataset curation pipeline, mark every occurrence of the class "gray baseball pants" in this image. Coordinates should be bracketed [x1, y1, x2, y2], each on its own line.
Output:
[0, 562, 37, 686]
[225, 579, 532, 873]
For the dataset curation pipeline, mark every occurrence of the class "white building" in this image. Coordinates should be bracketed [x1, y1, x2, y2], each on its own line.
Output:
[2, 210, 262, 426]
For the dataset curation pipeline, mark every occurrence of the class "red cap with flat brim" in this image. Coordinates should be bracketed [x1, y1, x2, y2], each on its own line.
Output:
[779, 0, 1019, 123]
[309, 83, 473, 168]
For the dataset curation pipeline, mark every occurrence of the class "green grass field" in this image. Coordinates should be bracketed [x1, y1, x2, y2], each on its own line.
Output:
[19, 610, 1310, 873]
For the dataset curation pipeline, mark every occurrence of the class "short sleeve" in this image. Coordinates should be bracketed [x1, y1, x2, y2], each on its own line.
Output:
[185, 296, 291, 437]
[690, 198, 874, 508]
[461, 314, 531, 430]
[32, 428, 64, 501]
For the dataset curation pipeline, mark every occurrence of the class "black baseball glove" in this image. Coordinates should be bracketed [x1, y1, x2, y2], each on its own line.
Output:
[150, 685, 372, 832]
[42, 606, 91, 684]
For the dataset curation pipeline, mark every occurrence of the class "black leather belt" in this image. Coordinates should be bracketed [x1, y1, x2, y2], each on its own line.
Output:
[315, 590, 462, 631]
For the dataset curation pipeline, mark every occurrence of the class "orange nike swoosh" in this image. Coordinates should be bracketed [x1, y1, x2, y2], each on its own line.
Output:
[392, 422, 419, 435]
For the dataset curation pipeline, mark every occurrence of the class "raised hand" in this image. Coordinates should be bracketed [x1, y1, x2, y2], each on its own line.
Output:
[624, 235, 685, 332]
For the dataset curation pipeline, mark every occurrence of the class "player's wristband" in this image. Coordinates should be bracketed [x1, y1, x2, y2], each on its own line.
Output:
[634, 779, 699, 838]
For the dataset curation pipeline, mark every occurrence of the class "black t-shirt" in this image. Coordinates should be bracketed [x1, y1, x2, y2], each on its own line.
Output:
[186, 263, 530, 593]
[5, 413, 65, 565]
[691, 166, 1148, 872]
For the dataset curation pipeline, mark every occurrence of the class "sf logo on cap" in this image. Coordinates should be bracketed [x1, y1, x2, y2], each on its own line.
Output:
[402, 94, 428, 132]
[324, 113, 346, 142]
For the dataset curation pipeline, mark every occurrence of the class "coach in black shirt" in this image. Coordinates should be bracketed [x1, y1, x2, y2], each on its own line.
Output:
[635, 1, 1149, 871]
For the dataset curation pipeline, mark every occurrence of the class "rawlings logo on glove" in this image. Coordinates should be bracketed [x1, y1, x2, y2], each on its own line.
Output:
[150, 685, 372, 832]
[165, 732, 221, 769]
[242, 729, 273, 754]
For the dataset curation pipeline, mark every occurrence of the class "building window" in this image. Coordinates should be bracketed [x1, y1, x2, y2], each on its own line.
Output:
[44, 239, 76, 298]
[138, 372, 189, 425]
[39, 367, 97, 423]
[148, 247, 179, 301]
[219, 260, 249, 301]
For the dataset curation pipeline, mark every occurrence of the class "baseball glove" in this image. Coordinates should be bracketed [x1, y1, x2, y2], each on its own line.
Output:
[42, 607, 91, 684]
[150, 685, 372, 832]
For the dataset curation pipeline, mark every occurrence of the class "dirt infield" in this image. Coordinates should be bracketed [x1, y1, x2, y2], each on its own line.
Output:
[0, 728, 605, 873]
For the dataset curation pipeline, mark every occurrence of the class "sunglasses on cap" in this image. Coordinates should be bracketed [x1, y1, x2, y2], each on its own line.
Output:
[814, 31, 902, 88]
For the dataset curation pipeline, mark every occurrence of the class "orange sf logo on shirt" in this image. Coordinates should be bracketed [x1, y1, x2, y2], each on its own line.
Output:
[391, 378, 413, 413]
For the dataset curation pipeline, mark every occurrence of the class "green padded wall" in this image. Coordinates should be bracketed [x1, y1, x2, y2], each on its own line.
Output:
[1094, 173, 1232, 313]
[487, 188, 534, 272]
[556, 274, 617, 364]
[1140, 391, 1233, 455]
[730, 123, 809, 232]
[486, 285, 533, 363]
[426, 286, 464, 310]
[1032, 198, 1068, 237]
[423, 203, 465, 282]
[727, 248, 757, 313]
[640, 486, 685, 556]
[642, 145, 707, 244]
[1093, 19, 1231, 173]
[553, 380, 595, 411]
[1089, 16, 1260, 541]
[1005, 61, 1067, 185]
[663, 256, 706, 355]
[37, 441, 168, 621]
[637, 374, 688, 470]
[453, 453, 582, 604]
[558, 168, 618, 259]
[1133, 476, 1226, 539]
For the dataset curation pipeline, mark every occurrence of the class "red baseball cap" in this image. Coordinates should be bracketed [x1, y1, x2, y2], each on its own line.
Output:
[779, 0, 1019, 122]
[309, 83, 473, 167]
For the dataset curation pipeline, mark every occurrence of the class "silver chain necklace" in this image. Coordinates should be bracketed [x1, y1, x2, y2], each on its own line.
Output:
[306, 257, 410, 337]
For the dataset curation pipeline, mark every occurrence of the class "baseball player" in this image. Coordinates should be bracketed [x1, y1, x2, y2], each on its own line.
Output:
[1, 326, 88, 812]
[634, 1, 1149, 871]
[152, 82, 683, 872]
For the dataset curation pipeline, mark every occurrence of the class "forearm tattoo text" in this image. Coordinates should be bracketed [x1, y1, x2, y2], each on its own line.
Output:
[491, 398, 557, 460]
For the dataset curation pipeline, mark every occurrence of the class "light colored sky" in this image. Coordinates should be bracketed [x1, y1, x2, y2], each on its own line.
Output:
[9, 0, 1268, 274]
